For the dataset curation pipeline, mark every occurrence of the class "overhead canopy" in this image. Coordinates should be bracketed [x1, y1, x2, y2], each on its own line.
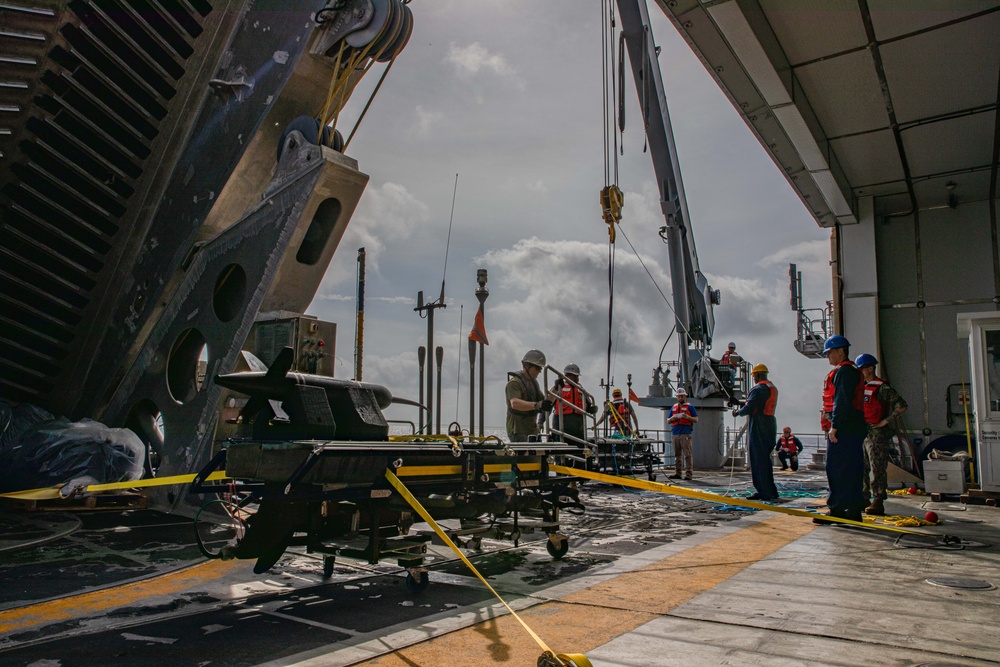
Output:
[657, 0, 999, 226]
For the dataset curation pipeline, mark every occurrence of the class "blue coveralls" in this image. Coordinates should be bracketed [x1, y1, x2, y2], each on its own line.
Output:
[827, 364, 868, 519]
[735, 382, 779, 500]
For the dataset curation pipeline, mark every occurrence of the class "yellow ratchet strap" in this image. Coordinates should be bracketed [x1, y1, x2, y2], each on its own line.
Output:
[0, 471, 230, 501]
[384, 469, 591, 667]
[550, 465, 940, 538]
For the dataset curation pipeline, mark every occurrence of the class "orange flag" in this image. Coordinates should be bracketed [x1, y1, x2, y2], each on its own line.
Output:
[468, 304, 488, 345]
[628, 388, 640, 403]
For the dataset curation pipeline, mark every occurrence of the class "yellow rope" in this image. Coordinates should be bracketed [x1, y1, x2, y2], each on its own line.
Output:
[864, 514, 940, 527]
[551, 465, 941, 538]
[0, 471, 230, 501]
[384, 470, 590, 667]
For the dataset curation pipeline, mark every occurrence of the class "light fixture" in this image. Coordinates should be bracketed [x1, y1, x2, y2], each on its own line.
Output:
[946, 181, 958, 209]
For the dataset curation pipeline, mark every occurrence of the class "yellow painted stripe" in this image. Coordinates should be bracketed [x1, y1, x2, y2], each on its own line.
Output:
[356, 513, 813, 666]
[0, 558, 248, 635]
[396, 463, 541, 477]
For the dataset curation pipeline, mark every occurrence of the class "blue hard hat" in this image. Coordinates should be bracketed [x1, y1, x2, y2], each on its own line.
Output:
[855, 353, 878, 368]
[822, 334, 850, 355]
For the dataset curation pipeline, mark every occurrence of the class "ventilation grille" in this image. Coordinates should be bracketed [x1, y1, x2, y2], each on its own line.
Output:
[0, 0, 212, 403]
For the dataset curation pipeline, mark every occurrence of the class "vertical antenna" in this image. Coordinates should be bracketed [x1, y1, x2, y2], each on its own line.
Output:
[440, 173, 459, 302]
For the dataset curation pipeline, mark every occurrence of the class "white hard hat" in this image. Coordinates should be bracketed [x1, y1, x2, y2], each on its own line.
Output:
[675, 387, 688, 396]
[728, 342, 736, 349]
[522, 349, 546, 368]
[563, 363, 580, 376]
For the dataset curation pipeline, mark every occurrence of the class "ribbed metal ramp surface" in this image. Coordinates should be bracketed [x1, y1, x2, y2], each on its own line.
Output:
[0, 0, 210, 405]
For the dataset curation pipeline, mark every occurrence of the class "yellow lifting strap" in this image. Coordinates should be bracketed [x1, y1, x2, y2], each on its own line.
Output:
[550, 465, 942, 538]
[384, 470, 592, 667]
[600, 184, 623, 242]
[0, 471, 230, 501]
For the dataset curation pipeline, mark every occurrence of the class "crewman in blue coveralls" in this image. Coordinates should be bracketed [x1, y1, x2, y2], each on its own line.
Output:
[732, 363, 779, 501]
[816, 335, 868, 523]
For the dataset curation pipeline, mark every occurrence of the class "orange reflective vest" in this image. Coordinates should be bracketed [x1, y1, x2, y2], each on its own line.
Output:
[822, 361, 863, 428]
[609, 400, 632, 429]
[758, 380, 778, 416]
[669, 402, 694, 426]
[821, 369, 836, 431]
[863, 378, 888, 424]
[778, 434, 798, 454]
[558, 384, 584, 415]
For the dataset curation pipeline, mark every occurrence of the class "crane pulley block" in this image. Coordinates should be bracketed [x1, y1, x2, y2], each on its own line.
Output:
[600, 185, 624, 242]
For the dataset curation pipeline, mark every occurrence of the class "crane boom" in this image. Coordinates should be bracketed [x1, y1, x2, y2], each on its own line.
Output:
[616, 0, 718, 387]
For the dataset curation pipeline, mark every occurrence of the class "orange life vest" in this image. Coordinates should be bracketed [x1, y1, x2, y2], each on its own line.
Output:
[609, 400, 632, 430]
[558, 384, 584, 415]
[669, 402, 694, 426]
[863, 378, 888, 424]
[778, 434, 798, 454]
[821, 369, 836, 431]
[822, 361, 863, 425]
[758, 380, 778, 416]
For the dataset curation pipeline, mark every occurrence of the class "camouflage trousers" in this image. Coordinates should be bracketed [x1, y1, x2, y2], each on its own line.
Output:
[863, 438, 891, 500]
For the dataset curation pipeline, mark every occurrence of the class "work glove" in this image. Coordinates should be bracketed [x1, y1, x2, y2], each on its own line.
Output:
[731, 409, 739, 417]
[586, 404, 597, 415]
[539, 399, 553, 412]
[554, 378, 564, 390]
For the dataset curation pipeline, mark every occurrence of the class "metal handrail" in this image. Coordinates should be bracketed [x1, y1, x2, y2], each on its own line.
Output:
[542, 365, 599, 441]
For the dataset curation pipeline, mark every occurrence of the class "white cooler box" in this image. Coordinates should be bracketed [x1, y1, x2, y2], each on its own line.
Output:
[923, 460, 966, 495]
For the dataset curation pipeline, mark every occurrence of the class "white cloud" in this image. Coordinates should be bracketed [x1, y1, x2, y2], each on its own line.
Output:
[760, 238, 829, 274]
[410, 105, 443, 139]
[526, 180, 548, 195]
[444, 42, 524, 89]
[315, 182, 430, 295]
[374, 296, 416, 304]
[707, 273, 785, 336]
[477, 236, 673, 362]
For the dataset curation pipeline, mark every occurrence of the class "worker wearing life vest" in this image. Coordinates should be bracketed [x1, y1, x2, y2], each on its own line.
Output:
[774, 426, 803, 471]
[855, 353, 908, 516]
[549, 363, 596, 446]
[815, 335, 867, 524]
[719, 342, 741, 386]
[720, 342, 741, 367]
[505, 349, 553, 443]
[732, 363, 779, 501]
[820, 368, 835, 432]
[668, 387, 698, 480]
[595, 388, 639, 437]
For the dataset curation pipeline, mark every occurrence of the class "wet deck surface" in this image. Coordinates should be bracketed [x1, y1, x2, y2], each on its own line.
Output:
[2, 469, 998, 666]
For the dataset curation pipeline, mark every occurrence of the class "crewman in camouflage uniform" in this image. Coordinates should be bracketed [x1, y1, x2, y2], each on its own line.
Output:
[855, 354, 908, 516]
[506, 349, 552, 442]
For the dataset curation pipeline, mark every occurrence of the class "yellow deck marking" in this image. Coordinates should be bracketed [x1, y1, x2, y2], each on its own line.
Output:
[356, 513, 813, 665]
[0, 558, 247, 635]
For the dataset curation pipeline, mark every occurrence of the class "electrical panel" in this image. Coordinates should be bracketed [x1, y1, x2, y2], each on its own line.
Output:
[246, 312, 337, 377]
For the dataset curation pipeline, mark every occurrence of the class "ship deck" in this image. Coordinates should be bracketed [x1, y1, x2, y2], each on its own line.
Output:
[2, 469, 998, 667]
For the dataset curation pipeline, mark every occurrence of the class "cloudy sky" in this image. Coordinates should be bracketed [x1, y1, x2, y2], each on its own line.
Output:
[306, 1, 833, 436]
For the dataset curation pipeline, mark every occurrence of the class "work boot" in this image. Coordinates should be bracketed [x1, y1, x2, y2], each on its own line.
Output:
[865, 497, 885, 516]
[684, 472, 693, 481]
[670, 472, 682, 479]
